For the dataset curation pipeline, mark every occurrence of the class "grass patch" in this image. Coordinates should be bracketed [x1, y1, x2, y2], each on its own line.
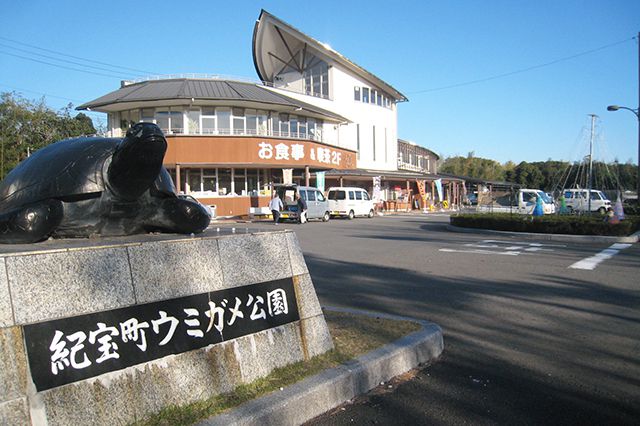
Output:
[132, 310, 421, 426]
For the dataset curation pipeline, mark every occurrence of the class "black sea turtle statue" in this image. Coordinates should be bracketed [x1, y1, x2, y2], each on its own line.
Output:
[0, 123, 211, 244]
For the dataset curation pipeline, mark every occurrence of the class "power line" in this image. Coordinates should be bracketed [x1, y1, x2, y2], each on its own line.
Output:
[407, 36, 636, 95]
[0, 50, 130, 79]
[0, 35, 157, 75]
[0, 42, 149, 78]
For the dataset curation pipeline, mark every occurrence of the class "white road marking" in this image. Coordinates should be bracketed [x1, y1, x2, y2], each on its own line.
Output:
[442, 239, 565, 257]
[439, 248, 520, 256]
[568, 243, 632, 270]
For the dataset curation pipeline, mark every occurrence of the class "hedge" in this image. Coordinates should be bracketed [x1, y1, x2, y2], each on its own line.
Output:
[450, 213, 640, 236]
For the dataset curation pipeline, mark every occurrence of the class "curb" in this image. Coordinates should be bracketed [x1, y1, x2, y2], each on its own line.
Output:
[447, 224, 640, 244]
[197, 307, 444, 426]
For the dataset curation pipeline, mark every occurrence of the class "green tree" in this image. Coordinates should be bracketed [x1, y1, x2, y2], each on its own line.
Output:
[0, 92, 95, 179]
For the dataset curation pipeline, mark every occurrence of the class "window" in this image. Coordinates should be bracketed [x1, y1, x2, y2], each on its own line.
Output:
[257, 110, 269, 135]
[278, 113, 290, 137]
[232, 107, 245, 135]
[362, 88, 369, 103]
[348, 191, 355, 200]
[202, 107, 216, 134]
[316, 191, 326, 201]
[233, 168, 246, 195]
[170, 110, 183, 133]
[247, 169, 259, 194]
[308, 118, 316, 139]
[155, 109, 170, 133]
[377, 92, 382, 106]
[141, 108, 154, 123]
[299, 189, 308, 201]
[290, 116, 298, 137]
[303, 59, 329, 98]
[354, 87, 361, 101]
[218, 168, 232, 195]
[328, 190, 346, 200]
[217, 108, 231, 135]
[355, 191, 363, 201]
[187, 109, 200, 134]
[298, 117, 307, 138]
[246, 109, 257, 135]
[307, 190, 316, 202]
[564, 191, 572, 199]
[363, 191, 370, 201]
[188, 169, 202, 192]
[371, 89, 377, 104]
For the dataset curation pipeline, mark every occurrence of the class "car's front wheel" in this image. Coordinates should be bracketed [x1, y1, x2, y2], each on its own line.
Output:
[348, 210, 355, 220]
[322, 211, 330, 222]
[367, 209, 374, 218]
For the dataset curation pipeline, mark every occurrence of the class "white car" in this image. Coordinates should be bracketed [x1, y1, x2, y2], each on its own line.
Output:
[327, 187, 375, 219]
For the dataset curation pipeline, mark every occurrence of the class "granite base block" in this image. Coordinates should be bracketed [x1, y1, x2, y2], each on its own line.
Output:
[0, 398, 30, 426]
[0, 229, 332, 425]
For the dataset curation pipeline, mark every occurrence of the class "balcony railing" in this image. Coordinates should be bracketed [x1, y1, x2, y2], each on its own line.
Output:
[158, 127, 324, 142]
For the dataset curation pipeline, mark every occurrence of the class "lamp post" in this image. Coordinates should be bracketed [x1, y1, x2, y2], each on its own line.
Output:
[607, 104, 640, 202]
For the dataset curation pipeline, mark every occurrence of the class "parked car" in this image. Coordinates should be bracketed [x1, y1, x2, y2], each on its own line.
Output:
[274, 184, 330, 222]
[177, 194, 214, 218]
[477, 188, 556, 215]
[562, 189, 611, 214]
[327, 187, 375, 219]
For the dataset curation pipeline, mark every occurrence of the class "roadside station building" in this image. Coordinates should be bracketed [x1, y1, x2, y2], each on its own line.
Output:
[79, 10, 463, 216]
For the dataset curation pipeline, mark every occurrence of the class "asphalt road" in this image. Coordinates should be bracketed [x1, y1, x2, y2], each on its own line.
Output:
[216, 214, 640, 425]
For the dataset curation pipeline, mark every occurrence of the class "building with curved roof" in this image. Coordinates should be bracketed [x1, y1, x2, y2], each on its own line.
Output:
[78, 10, 463, 216]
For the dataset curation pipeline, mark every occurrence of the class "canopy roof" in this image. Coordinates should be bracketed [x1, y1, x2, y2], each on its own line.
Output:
[253, 10, 407, 102]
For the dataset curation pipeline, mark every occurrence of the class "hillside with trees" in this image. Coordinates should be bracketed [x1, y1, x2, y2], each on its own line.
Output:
[440, 153, 637, 193]
[0, 92, 96, 179]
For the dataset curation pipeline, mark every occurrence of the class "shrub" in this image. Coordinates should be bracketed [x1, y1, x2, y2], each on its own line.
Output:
[450, 213, 640, 236]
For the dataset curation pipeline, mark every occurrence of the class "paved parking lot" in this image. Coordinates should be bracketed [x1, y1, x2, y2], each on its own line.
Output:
[214, 214, 640, 425]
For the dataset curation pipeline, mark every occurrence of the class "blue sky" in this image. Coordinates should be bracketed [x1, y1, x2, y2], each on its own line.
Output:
[1, 0, 638, 164]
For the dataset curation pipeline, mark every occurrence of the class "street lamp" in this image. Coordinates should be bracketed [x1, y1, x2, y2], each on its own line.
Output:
[606, 104, 640, 203]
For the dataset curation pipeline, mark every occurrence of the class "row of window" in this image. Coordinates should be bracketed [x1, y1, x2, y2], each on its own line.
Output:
[116, 107, 323, 140]
[304, 61, 329, 98]
[176, 167, 271, 197]
[353, 86, 393, 109]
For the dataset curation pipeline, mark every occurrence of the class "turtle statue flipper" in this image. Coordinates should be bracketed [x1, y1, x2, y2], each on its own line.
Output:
[108, 123, 167, 201]
[146, 197, 212, 234]
[0, 200, 64, 244]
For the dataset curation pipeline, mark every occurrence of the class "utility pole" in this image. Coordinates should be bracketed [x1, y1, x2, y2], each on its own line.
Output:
[587, 114, 598, 214]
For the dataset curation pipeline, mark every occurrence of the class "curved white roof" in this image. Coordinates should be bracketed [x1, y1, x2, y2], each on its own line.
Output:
[252, 10, 407, 102]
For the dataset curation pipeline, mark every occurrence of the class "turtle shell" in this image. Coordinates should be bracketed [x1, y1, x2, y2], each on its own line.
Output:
[0, 136, 120, 212]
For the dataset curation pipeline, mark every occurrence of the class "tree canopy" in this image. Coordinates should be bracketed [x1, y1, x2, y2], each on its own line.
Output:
[0, 92, 96, 179]
[440, 155, 637, 193]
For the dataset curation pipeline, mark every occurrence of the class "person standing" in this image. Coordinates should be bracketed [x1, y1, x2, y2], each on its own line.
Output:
[269, 192, 283, 225]
[297, 193, 308, 224]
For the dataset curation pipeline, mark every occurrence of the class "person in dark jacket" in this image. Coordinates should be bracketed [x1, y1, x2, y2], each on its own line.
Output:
[296, 193, 308, 224]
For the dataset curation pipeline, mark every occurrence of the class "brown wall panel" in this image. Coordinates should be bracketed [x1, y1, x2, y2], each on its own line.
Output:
[164, 136, 356, 169]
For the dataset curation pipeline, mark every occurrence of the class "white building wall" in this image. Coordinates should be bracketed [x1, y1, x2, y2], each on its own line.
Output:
[267, 62, 399, 171]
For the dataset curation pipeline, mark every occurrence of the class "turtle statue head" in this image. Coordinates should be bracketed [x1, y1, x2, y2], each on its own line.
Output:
[0, 123, 211, 244]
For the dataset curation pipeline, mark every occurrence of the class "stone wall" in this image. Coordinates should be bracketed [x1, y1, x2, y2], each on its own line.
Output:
[0, 229, 332, 425]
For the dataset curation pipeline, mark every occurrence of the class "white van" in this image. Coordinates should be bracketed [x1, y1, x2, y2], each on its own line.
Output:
[562, 189, 611, 214]
[477, 188, 556, 215]
[275, 184, 330, 222]
[327, 187, 375, 219]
